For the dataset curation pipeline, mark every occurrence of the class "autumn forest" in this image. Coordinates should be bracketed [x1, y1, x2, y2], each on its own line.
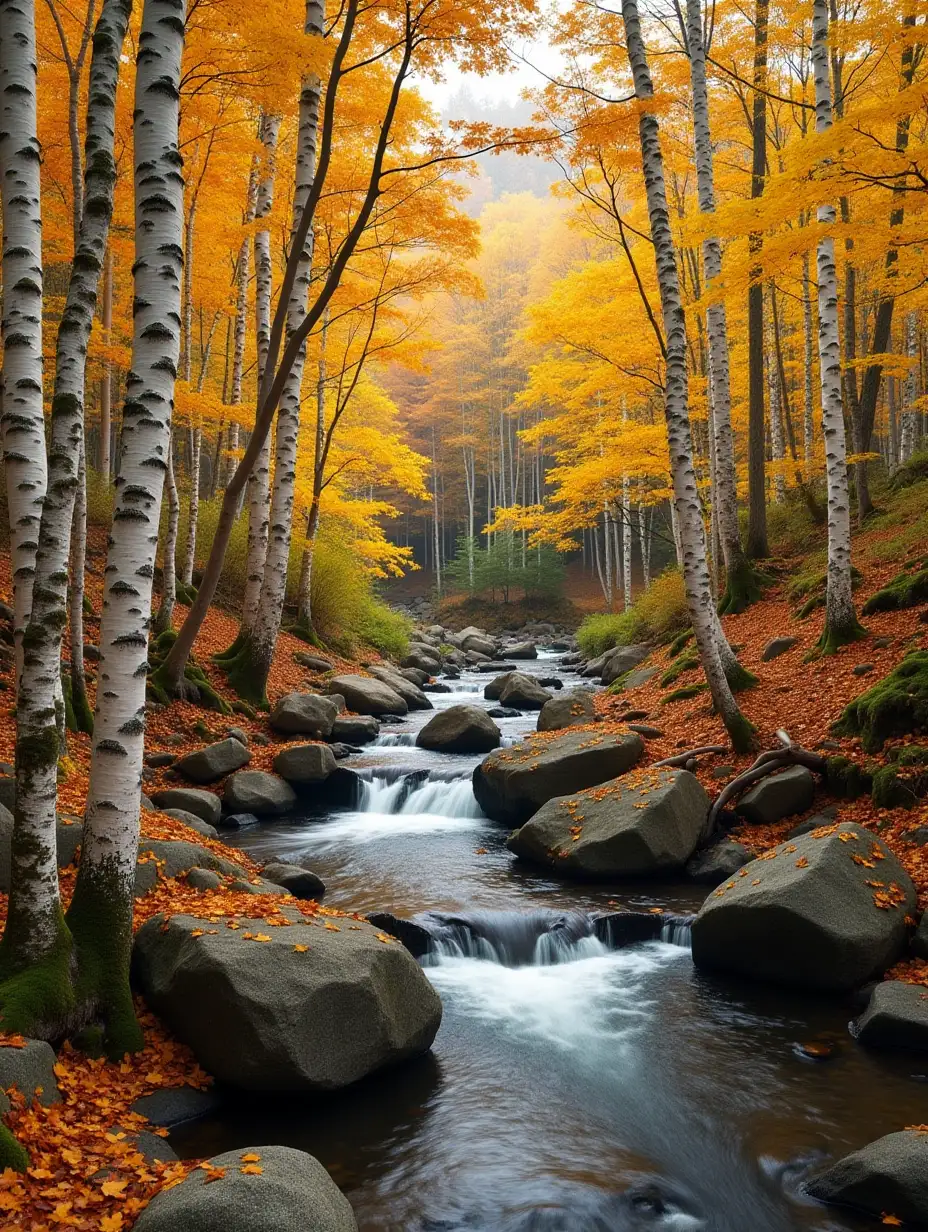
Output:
[1, 0, 928, 1227]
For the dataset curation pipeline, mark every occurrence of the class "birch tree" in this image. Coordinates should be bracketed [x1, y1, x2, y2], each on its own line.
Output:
[621, 0, 753, 751]
[810, 0, 864, 653]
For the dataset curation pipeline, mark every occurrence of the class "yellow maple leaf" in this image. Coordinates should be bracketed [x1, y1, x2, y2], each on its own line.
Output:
[101, 1214, 124, 1231]
[101, 1179, 128, 1198]
[240, 1164, 264, 1175]
[240, 1153, 262, 1163]
[293, 944, 309, 953]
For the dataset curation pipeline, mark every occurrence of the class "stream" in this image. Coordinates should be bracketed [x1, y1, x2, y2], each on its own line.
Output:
[174, 653, 928, 1231]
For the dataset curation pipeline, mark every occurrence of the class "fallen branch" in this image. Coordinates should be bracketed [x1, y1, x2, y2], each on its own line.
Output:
[652, 745, 727, 769]
[703, 731, 826, 840]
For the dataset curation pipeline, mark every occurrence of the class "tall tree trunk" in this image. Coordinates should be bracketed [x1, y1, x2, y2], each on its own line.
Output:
[100, 246, 114, 476]
[900, 313, 920, 465]
[746, 0, 769, 559]
[182, 427, 201, 589]
[69, 441, 93, 735]
[802, 248, 815, 474]
[154, 441, 179, 633]
[811, 0, 864, 654]
[622, 0, 752, 749]
[685, 0, 757, 612]
[766, 284, 786, 503]
[67, 0, 185, 1058]
[296, 308, 328, 629]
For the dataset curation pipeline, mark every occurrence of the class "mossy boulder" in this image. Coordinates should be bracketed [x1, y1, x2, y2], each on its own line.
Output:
[834, 651, 928, 751]
[862, 558, 928, 615]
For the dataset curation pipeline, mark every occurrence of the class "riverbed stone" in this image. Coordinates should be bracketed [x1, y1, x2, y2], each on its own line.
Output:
[0, 1039, 60, 1116]
[399, 667, 430, 687]
[537, 689, 596, 732]
[269, 693, 339, 739]
[133, 1145, 358, 1232]
[506, 768, 708, 879]
[461, 633, 498, 658]
[260, 862, 326, 900]
[161, 809, 220, 840]
[150, 789, 222, 827]
[222, 771, 297, 817]
[272, 743, 337, 785]
[736, 765, 816, 824]
[487, 706, 520, 719]
[484, 672, 515, 701]
[133, 912, 442, 1092]
[324, 675, 408, 717]
[366, 665, 433, 711]
[366, 912, 433, 959]
[474, 729, 645, 826]
[330, 715, 380, 744]
[852, 980, 928, 1052]
[805, 1131, 928, 1224]
[135, 840, 248, 896]
[685, 839, 753, 885]
[601, 644, 651, 686]
[173, 738, 252, 785]
[691, 823, 916, 990]
[219, 812, 260, 830]
[416, 705, 501, 754]
[504, 641, 537, 660]
[499, 673, 552, 711]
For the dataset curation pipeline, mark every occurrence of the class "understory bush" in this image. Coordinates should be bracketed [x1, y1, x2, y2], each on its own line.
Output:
[577, 568, 688, 657]
[445, 533, 565, 603]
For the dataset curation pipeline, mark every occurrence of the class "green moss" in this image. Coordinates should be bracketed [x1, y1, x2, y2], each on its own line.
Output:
[231, 700, 256, 718]
[0, 912, 77, 1038]
[871, 745, 928, 810]
[723, 709, 757, 754]
[792, 566, 863, 619]
[667, 629, 693, 658]
[888, 448, 928, 491]
[215, 633, 269, 708]
[213, 630, 246, 663]
[281, 620, 324, 649]
[862, 561, 928, 615]
[833, 651, 928, 751]
[724, 660, 758, 693]
[175, 582, 198, 606]
[0, 1122, 28, 1172]
[661, 654, 699, 687]
[719, 556, 767, 616]
[661, 684, 707, 704]
[69, 667, 94, 735]
[812, 612, 868, 658]
[824, 755, 872, 798]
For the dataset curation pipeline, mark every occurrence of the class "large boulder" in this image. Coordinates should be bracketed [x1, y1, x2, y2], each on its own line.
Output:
[691, 823, 916, 990]
[484, 672, 515, 701]
[135, 839, 248, 897]
[473, 729, 645, 826]
[852, 980, 928, 1052]
[402, 648, 441, 674]
[269, 693, 340, 739]
[416, 706, 501, 754]
[685, 839, 753, 885]
[537, 689, 595, 732]
[805, 1131, 928, 1225]
[324, 675, 408, 717]
[506, 768, 708, 879]
[736, 765, 816, 824]
[161, 809, 219, 840]
[133, 912, 442, 1092]
[366, 665, 433, 711]
[150, 789, 221, 827]
[173, 738, 251, 785]
[330, 714, 380, 744]
[601, 644, 651, 686]
[222, 771, 297, 817]
[461, 632, 497, 658]
[915, 911, 928, 960]
[261, 861, 326, 900]
[0, 1039, 60, 1116]
[133, 1145, 358, 1232]
[498, 672, 552, 711]
[504, 641, 537, 660]
[272, 744, 337, 785]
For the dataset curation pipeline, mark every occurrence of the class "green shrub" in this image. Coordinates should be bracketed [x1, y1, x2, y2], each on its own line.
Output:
[577, 610, 647, 658]
[889, 449, 928, 492]
[352, 596, 411, 660]
[577, 569, 687, 657]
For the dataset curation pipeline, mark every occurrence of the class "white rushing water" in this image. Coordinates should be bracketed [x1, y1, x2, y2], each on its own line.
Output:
[357, 772, 486, 818]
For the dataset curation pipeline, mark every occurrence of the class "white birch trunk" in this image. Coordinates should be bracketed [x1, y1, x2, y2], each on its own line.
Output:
[70, 0, 185, 1051]
[602, 506, 614, 610]
[811, 0, 861, 650]
[766, 286, 786, 502]
[181, 426, 200, 588]
[240, 113, 280, 632]
[900, 312, 920, 465]
[69, 440, 92, 734]
[297, 307, 327, 626]
[802, 248, 815, 474]
[622, 0, 751, 748]
[100, 246, 114, 476]
[155, 441, 179, 631]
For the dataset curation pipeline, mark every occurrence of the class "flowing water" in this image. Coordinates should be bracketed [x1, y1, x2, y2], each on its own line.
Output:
[175, 652, 928, 1231]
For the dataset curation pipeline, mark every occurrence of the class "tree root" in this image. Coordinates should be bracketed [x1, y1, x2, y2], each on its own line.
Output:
[652, 745, 727, 771]
[703, 730, 826, 840]
[719, 557, 767, 616]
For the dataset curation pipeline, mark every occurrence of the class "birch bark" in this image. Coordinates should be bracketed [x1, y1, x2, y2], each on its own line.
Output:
[810, 0, 863, 652]
[621, 0, 752, 750]
[66, 0, 185, 1054]
[900, 313, 920, 465]
[69, 441, 92, 735]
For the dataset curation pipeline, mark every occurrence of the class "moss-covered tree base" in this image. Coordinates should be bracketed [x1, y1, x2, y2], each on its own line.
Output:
[667, 628, 693, 658]
[824, 755, 873, 798]
[723, 710, 757, 754]
[282, 620, 323, 648]
[810, 615, 868, 659]
[0, 917, 79, 1041]
[176, 581, 198, 606]
[834, 651, 928, 751]
[724, 661, 758, 692]
[147, 628, 230, 714]
[870, 745, 928, 809]
[719, 557, 766, 616]
[0, 1122, 28, 1172]
[212, 634, 270, 708]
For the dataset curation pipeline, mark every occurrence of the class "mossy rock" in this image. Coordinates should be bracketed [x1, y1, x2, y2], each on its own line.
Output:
[667, 629, 693, 658]
[833, 651, 928, 752]
[824, 756, 873, 799]
[888, 448, 928, 491]
[862, 560, 928, 615]
[871, 745, 928, 810]
[660, 654, 699, 687]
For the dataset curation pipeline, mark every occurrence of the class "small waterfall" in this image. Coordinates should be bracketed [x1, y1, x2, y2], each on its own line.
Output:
[660, 915, 694, 949]
[357, 769, 485, 819]
[421, 910, 609, 967]
[372, 732, 416, 747]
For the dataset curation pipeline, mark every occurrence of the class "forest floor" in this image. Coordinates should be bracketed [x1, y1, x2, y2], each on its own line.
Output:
[0, 492, 926, 1229]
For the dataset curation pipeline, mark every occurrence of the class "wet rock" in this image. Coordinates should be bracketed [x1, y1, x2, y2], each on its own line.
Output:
[461, 632, 498, 658]
[108, 1126, 178, 1164]
[736, 765, 816, 824]
[475, 729, 645, 826]
[692, 823, 916, 990]
[150, 789, 222, 827]
[685, 840, 753, 885]
[399, 666, 430, 687]
[536, 676, 563, 690]
[422, 681, 452, 694]
[133, 1145, 358, 1232]
[135, 840, 247, 897]
[0, 1039, 60, 1116]
[487, 706, 521, 719]
[161, 809, 220, 840]
[219, 812, 260, 830]
[416, 705, 501, 754]
[324, 674, 408, 717]
[133, 1083, 222, 1129]
[268, 693, 340, 739]
[292, 652, 334, 672]
[805, 1131, 928, 1224]
[593, 911, 668, 947]
[222, 771, 297, 817]
[366, 912, 433, 958]
[507, 768, 708, 879]
[762, 636, 799, 662]
[133, 913, 442, 1093]
[504, 641, 537, 660]
[173, 738, 252, 785]
[327, 743, 356, 760]
[852, 980, 928, 1052]
[484, 672, 515, 700]
[600, 644, 651, 685]
[271, 743, 337, 785]
[474, 661, 517, 673]
[537, 689, 595, 732]
[366, 665, 433, 711]
[185, 867, 222, 891]
[330, 714, 380, 745]
[260, 862, 325, 900]
[499, 672, 553, 711]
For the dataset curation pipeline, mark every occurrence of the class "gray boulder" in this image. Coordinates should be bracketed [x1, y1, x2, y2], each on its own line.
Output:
[223, 771, 297, 816]
[269, 693, 339, 739]
[621, 666, 660, 691]
[219, 812, 260, 830]
[0, 1039, 60, 1116]
[805, 1131, 928, 1225]
[852, 980, 928, 1052]
[366, 665, 433, 711]
[484, 672, 515, 701]
[324, 675, 408, 717]
[272, 743, 337, 785]
[736, 765, 816, 824]
[504, 641, 537, 660]
[56, 816, 83, 868]
[399, 666, 430, 687]
[133, 1145, 358, 1232]
[915, 911, 928, 959]
[261, 862, 326, 900]
[507, 768, 708, 878]
[537, 690, 595, 732]
[461, 632, 497, 658]
[499, 672, 552, 711]
[186, 867, 222, 891]
[135, 839, 247, 896]
[131, 1085, 222, 1128]
[150, 789, 222, 827]
[691, 823, 916, 990]
[402, 649, 441, 674]
[762, 636, 798, 662]
[293, 653, 334, 672]
[685, 840, 753, 885]
[465, 649, 492, 666]
[474, 729, 645, 826]
[416, 706, 501, 754]
[487, 706, 521, 719]
[162, 809, 220, 840]
[601, 644, 651, 686]
[173, 738, 251, 785]
[133, 912, 442, 1092]
[330, 714, 380, 744]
